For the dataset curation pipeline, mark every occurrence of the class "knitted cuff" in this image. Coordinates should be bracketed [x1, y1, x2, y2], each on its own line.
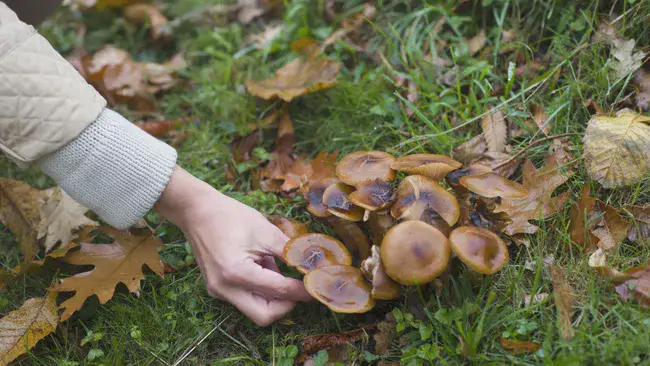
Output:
[37, 108, 178, 229]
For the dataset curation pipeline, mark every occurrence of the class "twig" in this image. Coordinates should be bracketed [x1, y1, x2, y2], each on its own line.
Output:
[171, 315, 230, 366]
[492, 132, 583, 169]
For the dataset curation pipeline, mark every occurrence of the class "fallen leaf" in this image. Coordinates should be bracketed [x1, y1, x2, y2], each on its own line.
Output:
[452, 134, 487, 165]
[52, 227, 164, 321]
[568, 185, 600, 251]
[500, 337, 540, 355]
[0, 179, 43, 261]
[590, 202, 629, 251]
[494, 149, 573, 235]
[374, 317, 395, 355]
[611, 265, 650, 307]
[633, 70, 650, 111]
[134, 118, 187, 137]
[476, 150, 522, 179]
[237, 0, 280, 24]
[532, 105, 550, 135]
[583, 109, 650, 188]
[322, 4, 377, 49]
[38, 188, 98, 253]
[465, 29, 487, 56]
[547, 138, 576, 169]
[625, 204, 650, 243]
[610, 38, 645, 78]
[523, 293, 549, 307]
[481, 110, 507, 153]
[0, 293, 58, 364]
[299, 325, 374, 359]
[547, 264, 576, 341]
[123, 3, 170, 41]
[246, 56, 341, 102]
[244, 24, 284, 50]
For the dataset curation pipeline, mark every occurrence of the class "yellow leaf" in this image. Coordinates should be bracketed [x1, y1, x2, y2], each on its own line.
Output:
[123, 3, 171, 41]
[583, 110, 650, 188]
[0, 179, 44, 261]
[0, 293, 59, 364]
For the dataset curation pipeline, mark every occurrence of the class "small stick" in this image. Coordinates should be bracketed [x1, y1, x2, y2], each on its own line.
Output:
[492, 132, 583, 169]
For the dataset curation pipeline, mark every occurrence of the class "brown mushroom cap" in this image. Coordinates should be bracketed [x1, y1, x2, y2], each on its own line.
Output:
[390, 175, 460, 226]
[459, 172, 528, 199]
[361, 246, 400, 299]
[336, 151, 396, 186]
[446, 164, 493, 187]
[283, 234, 352, 274]
[269, 215, 309, 239]
[304, 265, 375, 313]
[306, 178, 340, 218]
[449, 226, 509, 274]
[348, 179, 394, 211]
[381, 221, 451, 285]
[391, 154, 463, 181]
[326, 216, 371, 259]
[322, 182, 364, 221]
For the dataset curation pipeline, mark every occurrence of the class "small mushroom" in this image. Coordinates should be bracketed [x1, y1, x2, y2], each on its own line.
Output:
[336, 151, 396, 186]
[361, 246, 400, 299]
[304, 265, 375, 313]
[391, 154, 462, 181]
[283, 233, 352, 274]
[368, 210, 395, 245]
[449, 226, 509, 274]
[381, 221, 451, 285]
[348, 179, 394, 211]
[306, 178, 340, 218]
[322, 182, 364, 221]
[326, 216, 371, 259]
[459, 172, 528, 199]
[446, 164, 493, 190]
[269, 215, 309, 238]
[390, 175, 460, 226]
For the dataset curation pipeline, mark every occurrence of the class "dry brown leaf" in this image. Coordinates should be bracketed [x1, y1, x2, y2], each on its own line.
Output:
[591, 202, 629, 251]
[495, 149, 573, 235]
[374, 317, 395, 355]
[52, 227, 164, 321]
[0, 293, 58, 364]
[246, 56, 341, 102]
[452, 134, 487, 165]
[465, 29, 487, 56]
[245, 24, 284, 50]
[297, 325, 374, 363]
[322, 4, 377, 49]
[0, 179, 43, 261]
[633, 70, 650, 111]
[237, 0, 281, 24]
[500, 337, 540, 355]
[123, 3, 170, 41]
[481, 110, 507, 153]
[38, 188, 97, 253]
[625, 204, 650, 243]
[583, 110, 650, 188]
[476, 150, 522, 179]
[533, 105, 550, 135]
[547, 264, 575, 341]
[568, 185, 600, 251]
[610, 38, 645, 78]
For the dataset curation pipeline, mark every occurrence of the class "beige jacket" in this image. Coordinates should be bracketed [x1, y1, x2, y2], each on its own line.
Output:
[0, 1, 105, 163]
[0, 3, 177, 229]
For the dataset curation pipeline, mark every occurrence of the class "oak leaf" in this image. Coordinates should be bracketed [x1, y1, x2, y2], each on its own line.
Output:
[625, 204, 650, 243]
[452, 134, 487, 165]
[583, 110, 650, 188]
[0, 179, 43, 261]
[494, 149, 573, 235]
[123, 3, 170, 41]
[481, 110, 507, 153]
[52, 227, 164, 321]
[38, 188, 98, 253]
[0, 293, 58, 364]
[547, 264, 575, 341]
[246, 56, 341, 102]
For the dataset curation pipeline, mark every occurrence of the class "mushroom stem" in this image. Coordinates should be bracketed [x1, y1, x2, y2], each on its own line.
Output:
[368, 210, 395, 245]
[326, 216, 371, 259]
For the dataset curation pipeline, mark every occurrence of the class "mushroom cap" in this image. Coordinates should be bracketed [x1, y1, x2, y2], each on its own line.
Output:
[459, 172, 528, 199]
[348, 179, 394, 211]
[391, 154, 463, 181]
[446, 164, 493, 186]
[336, 151, 396, 186]
[283, 233, 352, 274]
[304, 265, 375, 313]
[269, 215, 309, 239]
[449, 226, 509, 274]
[361, 246, 400, 299]
[322, 182, 364, 221]
[326, 216, 371, 259]
[381, 221, 451, 285]
[390, 175, 460, 226]
[306, 178, 340, 218]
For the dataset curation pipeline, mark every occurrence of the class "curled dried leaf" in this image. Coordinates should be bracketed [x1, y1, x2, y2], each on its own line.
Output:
[481, 110, 508, 153]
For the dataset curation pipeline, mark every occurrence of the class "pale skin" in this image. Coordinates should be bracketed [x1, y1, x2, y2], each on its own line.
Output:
[155, 166, 313, 326]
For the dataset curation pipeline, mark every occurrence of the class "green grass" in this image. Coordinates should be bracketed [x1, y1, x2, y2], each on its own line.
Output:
[3, 0, 650, 364]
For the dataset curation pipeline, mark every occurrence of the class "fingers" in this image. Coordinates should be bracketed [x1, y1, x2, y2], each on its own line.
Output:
[259, 225, 290, 260]
[236, 258, 313, 302]
[259, 255, 280, 273]
[227, 288, 295, 326]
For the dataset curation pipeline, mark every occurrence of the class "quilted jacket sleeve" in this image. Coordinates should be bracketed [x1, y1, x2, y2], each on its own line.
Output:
[0, 2, 106, 163]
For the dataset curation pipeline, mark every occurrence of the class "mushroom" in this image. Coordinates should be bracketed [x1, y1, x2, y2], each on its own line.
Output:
[448, 226, 509, 274]
[368, 210, 395, 245]
[361, 246, 400, 299]
[283, 233, 352, 274]
[459, 172, 528, 199]
[322, 182, 364, 221]
[381, 221, 451, 285]
[305, 178, 340, 218]
[326, 216, 371, 259]
[336, 151, 396, 186]
[304, 265, 375, 313]
[269, 215, 309, 238]
[390, 175, 460, 227]
[391, 154, 462, 181]
[446, 164, 493, 191]
[348, 179, 394, 211]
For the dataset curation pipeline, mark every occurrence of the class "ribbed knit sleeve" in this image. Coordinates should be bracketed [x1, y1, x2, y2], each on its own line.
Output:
[36, 108, 177, 229]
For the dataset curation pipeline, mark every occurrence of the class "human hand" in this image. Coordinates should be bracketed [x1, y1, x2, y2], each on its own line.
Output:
[155, 166, 312, 326]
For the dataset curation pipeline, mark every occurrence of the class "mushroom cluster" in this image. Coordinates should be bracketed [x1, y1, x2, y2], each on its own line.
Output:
[281, 151, 519, 313]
